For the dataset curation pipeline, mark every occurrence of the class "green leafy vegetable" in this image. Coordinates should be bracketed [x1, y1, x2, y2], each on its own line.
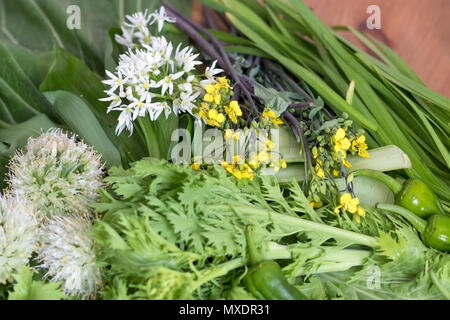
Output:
[8, 266, 66, 300]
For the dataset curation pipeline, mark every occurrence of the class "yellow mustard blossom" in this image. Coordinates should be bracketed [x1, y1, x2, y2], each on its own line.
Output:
[340, 152, 352, 168]
[262, 109, 284, 125]
[263, 139, 275, 151]
[224, 129, 240, 141]
[206, 109, 225, 127]
[352, 135, 370, 158]
[199, 102, 209, 119]
[314, 153, 325, 178]
[224, 101, 242, 123]
[257, 150, 271, 163]
[217, 76, 232, 89]
[334, 193, 360, 214]
[190, 163, 201, 171]
[204, 93, 214, 103]
[332, 128, 351, 155]
[309, 201, 323, 209]
[221, 156, 254, 180]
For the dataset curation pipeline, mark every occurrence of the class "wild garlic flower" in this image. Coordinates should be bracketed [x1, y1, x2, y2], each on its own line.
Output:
[37, 215, 102, 298]
[115, 6, 176, 48]
[0, 194, 38, 284]
[7, 129, 104, 220]
[102, 31, 228, 135]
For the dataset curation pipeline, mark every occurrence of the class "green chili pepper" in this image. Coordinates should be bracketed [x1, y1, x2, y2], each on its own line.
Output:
[376, 203, 450, 252]
[242, 226, 308, 300]
[354, 169, 444, 219]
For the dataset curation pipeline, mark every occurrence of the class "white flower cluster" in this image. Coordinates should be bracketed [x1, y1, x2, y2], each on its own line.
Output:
[7, 129, 104, 220]
[101, 37, 215, 135]
[37, 215, 102, 298]
[102, 6, 224, 136]
[0, 194, 38, 284]
[115, 6, 176, 48]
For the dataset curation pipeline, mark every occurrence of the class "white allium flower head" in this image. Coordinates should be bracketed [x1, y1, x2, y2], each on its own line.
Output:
[7, 129, 104, 220]
[102, 34, 205, 134]
[115, 6, 176, 48]
[0, 194, 38, 284]
[37, 215, 102, 298]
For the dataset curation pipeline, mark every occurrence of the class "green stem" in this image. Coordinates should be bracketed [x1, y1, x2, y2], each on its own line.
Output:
[229, 204, 379, 248]
[245, 226, 262, 266]
[192, 258, 245, 291]
[353, 169, 403, 195]
[262, 242, 371, 275]
[376, 203, 427, 233]
[138, 117, 161, 159]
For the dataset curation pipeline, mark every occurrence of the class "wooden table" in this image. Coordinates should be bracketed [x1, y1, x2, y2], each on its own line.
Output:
[192, 0, 450, 98]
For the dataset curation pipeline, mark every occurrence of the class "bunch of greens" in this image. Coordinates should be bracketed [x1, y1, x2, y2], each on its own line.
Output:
[197, 0, 450, 205]
[0, 0, 192, 187]
[91, 158, 449, 300]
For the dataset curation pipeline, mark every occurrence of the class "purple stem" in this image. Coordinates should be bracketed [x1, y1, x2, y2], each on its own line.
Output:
[164, 2, 258, 115]
[202, 5, 219, 31]
[263, 60, 313, 103]
[282, 111, 313, 165]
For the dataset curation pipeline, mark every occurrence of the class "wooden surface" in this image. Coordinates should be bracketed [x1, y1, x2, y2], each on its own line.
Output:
[192, 0, 450, 98]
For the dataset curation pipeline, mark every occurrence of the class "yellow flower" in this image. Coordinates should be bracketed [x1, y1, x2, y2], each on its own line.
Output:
[221, 157, 254, 180]
[280, 160, 287, 169]
[357, 206, 365, 217]
[214, 94, 221, 105]
[190, 163, 201, 171]
[224, 129, 240, 141]
[332, 128, 351, 155]
[262, 109, 284, 125]
[204, 93, 214, 103]
[206, 109, 225, 127]
[224, 100, 242, 123]
[314, 156, 325, 178]
[333, 169, 340, 176]
[199, 103, 209, 119]
[358, 148, 369, 158]
[264, 139, 275, 151]
[205, 84, 215, 94]
[342, 158, 352, 168]
[352, 135, 370, 158]
[257, 150, 271, 163]
[248, 155, 260, 169]
[334, 193, 360, 214]
[310, 201, 323, 209]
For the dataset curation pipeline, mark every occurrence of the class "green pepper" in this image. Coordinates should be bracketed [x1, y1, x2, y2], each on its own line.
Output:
[376, 203, 450, 252]
[242, 226, 308, 300]
[354, 169, 444, 219]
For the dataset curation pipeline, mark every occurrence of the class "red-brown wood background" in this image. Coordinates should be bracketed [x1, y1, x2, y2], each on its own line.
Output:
[192, 0, 450, 98]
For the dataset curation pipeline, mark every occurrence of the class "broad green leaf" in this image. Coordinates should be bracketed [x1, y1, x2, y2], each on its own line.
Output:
[39, 47, 147, 165]
[0, 0, 193, 75]
[0, 39, 54, 125]
[44, 90, 122, 167]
